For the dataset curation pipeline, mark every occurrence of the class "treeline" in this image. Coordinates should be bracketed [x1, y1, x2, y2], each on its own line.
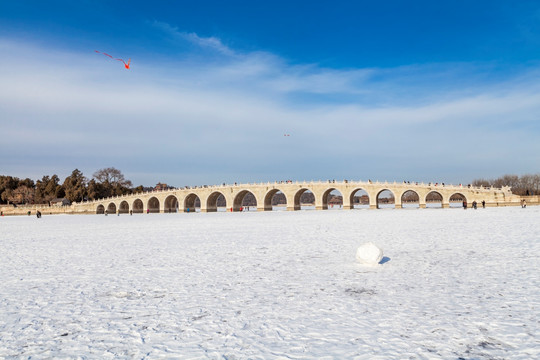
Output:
[472, 173, 540, 196]
[0, 168, 146, 205]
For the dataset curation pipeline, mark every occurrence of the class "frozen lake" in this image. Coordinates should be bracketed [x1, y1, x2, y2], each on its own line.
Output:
[1, 207, 539, 359]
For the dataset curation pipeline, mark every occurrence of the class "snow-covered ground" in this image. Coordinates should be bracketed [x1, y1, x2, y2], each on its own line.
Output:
[1, 207, 538, 359]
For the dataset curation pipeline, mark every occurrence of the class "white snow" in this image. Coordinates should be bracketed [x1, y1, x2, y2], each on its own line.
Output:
[1, 207, 539, 359]
[355, 242, 383, 266]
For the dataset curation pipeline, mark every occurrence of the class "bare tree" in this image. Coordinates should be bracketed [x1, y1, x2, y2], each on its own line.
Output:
[473, 173, 540, 195]
[402, 190, 419, 202]
[472, 178, 491, 187]
[93, 167, 133, 188]
[492, 174, 520, 190]
[92, 167, 133, 197]
[531, 174, 540, 195]
[520, 174, 540, 195]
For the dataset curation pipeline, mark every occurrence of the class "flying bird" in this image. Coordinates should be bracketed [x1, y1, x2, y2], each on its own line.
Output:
[95, 50, 131, 69]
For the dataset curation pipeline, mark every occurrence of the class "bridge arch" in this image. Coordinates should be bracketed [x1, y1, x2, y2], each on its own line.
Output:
[264, 189, 287, 211]
[233, 190, 257, 212]
[450, 192, 467, 208]
[350, 188, 370, 209]
[96, 204, 105, 214]
[322, 188, 343, 210]
[293, 188, 315, 210]
[107, 202, 117, 214]
[207, 191, 226, 212]
[148, 197, 160, 213]
[401, 190, 419, 208]
[119, 200, 129, 214]
[377, 189, 395, 209]
[426, 191, 443, 208]
[184, 193, 200, 213]
[164, 195, 179, 213]
[132, 199, 144, 213]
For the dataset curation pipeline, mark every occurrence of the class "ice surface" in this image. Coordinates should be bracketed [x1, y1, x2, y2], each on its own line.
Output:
[1, 207, 539, 358]
[355, 242, 383, 265]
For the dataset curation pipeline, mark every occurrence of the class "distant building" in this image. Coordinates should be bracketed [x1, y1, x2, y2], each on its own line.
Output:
[50, 198, 71, 206]
[154, 183, 174, 191]
[328, 195, 343, 205]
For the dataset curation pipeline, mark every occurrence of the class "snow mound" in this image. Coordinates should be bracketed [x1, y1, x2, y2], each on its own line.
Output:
[356, 242, 383, 265]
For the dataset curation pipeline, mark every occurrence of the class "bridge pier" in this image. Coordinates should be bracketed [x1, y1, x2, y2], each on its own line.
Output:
[419, 203, 426, 209]
[442, 203, 450, 208]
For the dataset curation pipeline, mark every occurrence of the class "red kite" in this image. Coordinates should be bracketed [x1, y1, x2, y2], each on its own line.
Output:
[95, 50, 130, 69]
[118, 58, 131, 69]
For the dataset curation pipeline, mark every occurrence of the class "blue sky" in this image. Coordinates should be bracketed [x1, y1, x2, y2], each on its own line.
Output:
[1, 1, 540, 187]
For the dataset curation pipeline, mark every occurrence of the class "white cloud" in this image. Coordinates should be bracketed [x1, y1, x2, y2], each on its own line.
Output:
[151, 20, 235, 56]
[1, 37, 539, 185]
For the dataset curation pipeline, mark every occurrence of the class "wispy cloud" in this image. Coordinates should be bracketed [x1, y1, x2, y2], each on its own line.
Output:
[151, 20, 235, 56]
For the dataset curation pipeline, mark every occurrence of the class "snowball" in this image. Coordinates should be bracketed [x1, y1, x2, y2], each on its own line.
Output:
[356, 242, 383, 265]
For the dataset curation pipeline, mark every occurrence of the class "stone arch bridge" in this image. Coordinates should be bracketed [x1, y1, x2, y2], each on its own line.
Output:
[71, 180, 519, 214]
